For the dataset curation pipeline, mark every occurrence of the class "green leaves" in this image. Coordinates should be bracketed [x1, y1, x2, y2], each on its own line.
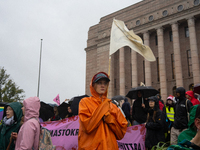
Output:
[151, 142, 169, 150]
[0, 67, 25, 103]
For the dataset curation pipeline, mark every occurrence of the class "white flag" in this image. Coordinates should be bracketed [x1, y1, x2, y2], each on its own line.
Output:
[109, 19, 156, 61]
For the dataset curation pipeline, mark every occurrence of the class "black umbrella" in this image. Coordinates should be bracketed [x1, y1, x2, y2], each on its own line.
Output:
[111, 95, 126, 102]
[57, 102, 70, 119]
[194, 83, 200, 94]
[70, 95, 89, 116]
[0, 102, 8, 107]
[39, 101, 54, 121]
[126, 86, 159, 99]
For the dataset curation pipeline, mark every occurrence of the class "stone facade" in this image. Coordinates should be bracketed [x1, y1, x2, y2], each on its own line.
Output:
[85, 0, 200, 103]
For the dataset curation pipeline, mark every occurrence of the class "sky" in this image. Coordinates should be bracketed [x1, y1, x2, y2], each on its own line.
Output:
[0, 0, 141, 104]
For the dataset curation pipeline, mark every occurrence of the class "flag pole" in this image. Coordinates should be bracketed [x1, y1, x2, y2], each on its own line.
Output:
[108, 56, 111, 77]
[107, 56, 111, 98]
[37, 39, 43, 98]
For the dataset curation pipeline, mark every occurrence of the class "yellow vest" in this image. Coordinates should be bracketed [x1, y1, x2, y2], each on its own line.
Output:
[165, 105, 174, 122]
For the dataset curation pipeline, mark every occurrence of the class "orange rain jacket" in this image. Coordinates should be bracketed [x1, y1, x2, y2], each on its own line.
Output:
[78, 72, 128, 150]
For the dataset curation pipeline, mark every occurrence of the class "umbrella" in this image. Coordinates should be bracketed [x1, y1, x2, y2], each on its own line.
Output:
[57, 102, 70, 119]
[194, 83, 200, 94]
[39, 102, 54, 121]
[126, 86, 159, 99]
[70, 95, 89, 116]
[0, 102, 8, 107]
[111, 95, 126, 102]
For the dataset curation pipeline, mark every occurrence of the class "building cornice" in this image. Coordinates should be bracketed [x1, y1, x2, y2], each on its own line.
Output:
[85, 45, 97, 52]
[92, 2, 199, 35]
[133, 6, 200, 34]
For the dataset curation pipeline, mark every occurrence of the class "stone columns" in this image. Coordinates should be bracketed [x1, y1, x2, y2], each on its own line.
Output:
[187, 17, 200, 84]
[171, 22, 183, 87]
[143, 32, 151, 86]
[131, 50, 138, 88]
[157, 27, 167, 101]
[119, 47, 125, 96]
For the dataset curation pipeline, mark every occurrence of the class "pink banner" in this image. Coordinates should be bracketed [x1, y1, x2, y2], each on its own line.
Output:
[41, 116, 146, 150]
[117, 124, 146, 150]
[41, 116, 79, 150]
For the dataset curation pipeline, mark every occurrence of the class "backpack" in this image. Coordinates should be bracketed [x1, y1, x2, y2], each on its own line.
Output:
[185, 99, 190, 122]
[32, 118, 56, 150]
[38, 126, 56, 150]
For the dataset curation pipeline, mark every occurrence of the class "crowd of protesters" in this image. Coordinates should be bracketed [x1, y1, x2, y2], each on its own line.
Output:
[120, 85, 200, 150]
[0, 71, 200, 150]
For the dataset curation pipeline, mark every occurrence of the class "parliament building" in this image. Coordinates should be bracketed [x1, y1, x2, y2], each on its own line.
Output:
[84, 0, 200, 102]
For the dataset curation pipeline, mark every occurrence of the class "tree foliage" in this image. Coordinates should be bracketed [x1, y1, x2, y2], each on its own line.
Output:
[0, 67, 25, 103]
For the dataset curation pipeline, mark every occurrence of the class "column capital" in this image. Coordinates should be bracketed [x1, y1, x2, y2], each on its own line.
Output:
[187, 17, 195, 27]
[170, 21, 179, 26]
[171, 22, 179, 31]
[156, 27, 164, 36]
[186, 16, 195, 21]
[143, 32, 150, 40]
[142, 31, 149, 34]
[155, 26, 164, 31]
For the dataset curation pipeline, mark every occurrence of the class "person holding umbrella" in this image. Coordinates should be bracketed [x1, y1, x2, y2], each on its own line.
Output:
[78, 72, 127, 150]
[132, 90, 149, 125]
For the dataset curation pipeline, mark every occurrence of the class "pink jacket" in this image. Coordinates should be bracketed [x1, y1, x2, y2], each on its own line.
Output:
[15, 97, 41, 150]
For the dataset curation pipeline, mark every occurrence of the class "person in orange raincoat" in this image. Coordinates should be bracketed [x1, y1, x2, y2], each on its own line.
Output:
[78, 72, 128, 150]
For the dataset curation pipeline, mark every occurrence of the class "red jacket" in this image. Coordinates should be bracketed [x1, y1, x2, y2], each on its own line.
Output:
[186, 91, 200, 106]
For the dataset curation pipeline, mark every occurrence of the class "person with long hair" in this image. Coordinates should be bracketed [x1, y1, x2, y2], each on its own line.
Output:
[51, 106, 61, 121]
[145, 96, 165, 150]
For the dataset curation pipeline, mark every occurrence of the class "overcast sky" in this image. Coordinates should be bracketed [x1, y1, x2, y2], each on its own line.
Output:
[0, 0, 141, 104]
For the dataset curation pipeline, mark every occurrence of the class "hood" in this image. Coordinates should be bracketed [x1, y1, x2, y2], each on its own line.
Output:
[188, 105, 199, 127]
[136, 90, 144, 99]
[186, 91, 195, 99]
[124, 98, 128, 102]
[23, 97, 40, 122]
[148, 96, 159, 111]
[176, 87, 186, 100]
[167, 95, 175, 103]
[90, 72, 109, 102]
[156, 94, 161, 100]
[3, 102, 22, 123]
